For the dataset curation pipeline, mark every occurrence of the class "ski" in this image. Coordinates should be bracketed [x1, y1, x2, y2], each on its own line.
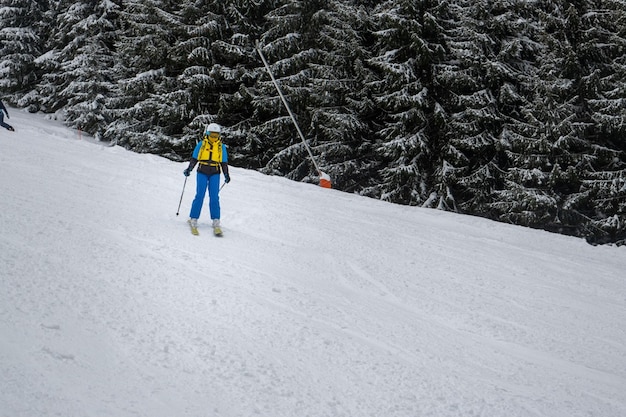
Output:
[187, 219, 199, 236]
[186, 219, 222, 237]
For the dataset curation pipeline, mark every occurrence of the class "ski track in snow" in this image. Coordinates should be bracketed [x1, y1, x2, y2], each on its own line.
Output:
[1, 108, 626, 417]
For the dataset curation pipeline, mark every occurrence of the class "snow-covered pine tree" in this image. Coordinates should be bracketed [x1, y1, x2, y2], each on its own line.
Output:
[363, 0, 444, 205]
[302, 1, 377, 191]
[488, 2, 601, 234]
[251, 1, 318, 176]
[585, 2, 626, 139]
[22, 1, 61, 111]
[563, 1, 626, 244]
[427, 0, 505, 211]
[0, 0, 46, 99]
[36, 0, 120, 138]
[105, 0, 186, 156]
[488, 1, 625, 245]
[258, 0, 376, 189]
[481, 2, 566, 229]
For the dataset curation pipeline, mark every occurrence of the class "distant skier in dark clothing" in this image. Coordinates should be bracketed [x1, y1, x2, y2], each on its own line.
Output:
[0, 100, 15, 131]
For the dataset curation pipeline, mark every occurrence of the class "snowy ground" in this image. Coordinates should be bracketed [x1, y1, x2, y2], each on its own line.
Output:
[1, 108, 625, 417]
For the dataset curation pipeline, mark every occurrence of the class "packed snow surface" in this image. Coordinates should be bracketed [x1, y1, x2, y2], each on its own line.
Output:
[1, 109, 625, 417]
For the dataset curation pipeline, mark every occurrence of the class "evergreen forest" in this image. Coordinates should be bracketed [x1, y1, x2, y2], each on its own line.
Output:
[1, 0, 625, 245]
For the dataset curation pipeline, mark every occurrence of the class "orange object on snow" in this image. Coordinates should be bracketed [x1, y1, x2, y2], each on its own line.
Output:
[319, 172, 332, 188]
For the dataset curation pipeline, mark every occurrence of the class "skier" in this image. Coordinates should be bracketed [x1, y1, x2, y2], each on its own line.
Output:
[184, 123, 230, 236]
[0, 100, 15, 131]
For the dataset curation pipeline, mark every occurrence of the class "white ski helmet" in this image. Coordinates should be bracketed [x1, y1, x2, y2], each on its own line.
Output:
[205, 123, 221, 135]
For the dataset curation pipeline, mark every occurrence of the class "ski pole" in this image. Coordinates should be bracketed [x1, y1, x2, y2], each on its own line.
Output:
[176, 176, 188, 216]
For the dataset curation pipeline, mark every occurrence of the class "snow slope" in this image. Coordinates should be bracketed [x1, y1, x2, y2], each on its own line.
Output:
[1, 108, 625, 417]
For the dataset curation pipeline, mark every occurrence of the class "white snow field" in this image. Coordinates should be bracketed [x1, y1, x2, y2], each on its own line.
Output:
[1, 108, 625, 417]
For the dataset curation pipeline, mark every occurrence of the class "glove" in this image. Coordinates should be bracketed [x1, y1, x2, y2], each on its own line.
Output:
[183, 168, 191, 177]
[224, 173, 231, 183]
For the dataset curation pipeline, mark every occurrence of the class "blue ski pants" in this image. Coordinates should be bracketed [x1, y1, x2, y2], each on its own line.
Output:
[189, 172, 221, 220]
[0, 113, 12, 130]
